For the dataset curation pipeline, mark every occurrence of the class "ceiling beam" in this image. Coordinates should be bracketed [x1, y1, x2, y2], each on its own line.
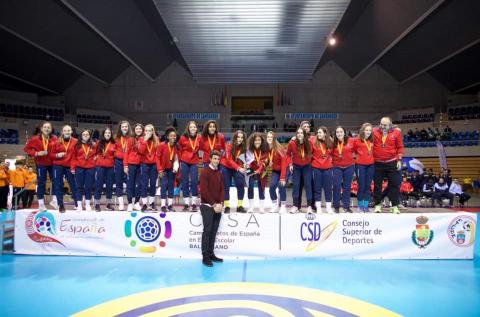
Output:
[455, 81, 480, 94]
[59, 0, 155, 82]
[0, 24, 109, 86]
[352, 0, 446, 81]
[0, 70, 59, 95]
[401, 38, 480, 85]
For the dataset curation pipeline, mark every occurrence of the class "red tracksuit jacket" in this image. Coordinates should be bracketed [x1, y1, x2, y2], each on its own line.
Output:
[220, 143, 244, 171]
[353, 137, 374, 165]
[94, 141, 115, 168]
[372, 127, 403, 162]
[287, 140, 311, 166]
[178, 135, 200, 165]
[268, 148, 288, 181]
[71, 143, 96, 170]
[24, 134, 58, 166]
[49, 137, 78, 167]
[200, 133, 226, 163]
[123, 137, 142, 167]
[310, 139, 333, 169]
[248, 149, 268, 175]
[332, 138, 355, 168]
[137, 137, 157, 165]
[114, 136, 129, 160]
[156, 142, 178, 172]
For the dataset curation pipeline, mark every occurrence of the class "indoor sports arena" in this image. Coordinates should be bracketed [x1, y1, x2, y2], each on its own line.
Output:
[1, 1, 479, 316]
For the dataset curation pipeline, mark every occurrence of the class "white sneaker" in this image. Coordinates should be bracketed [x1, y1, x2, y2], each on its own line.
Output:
[127, 203, 133, 212]
[134, 202, 142, 211]
[289, 206, 299, 214]
[49, 200, 59, 210]
[76, 201, 83, 212]
[85, 204, 92, 212]
[118, 197, 125, 211]
[270, 205, 279, 213]
[306, 206, 313, 214]
[38, 204, 47, 212]
[247, 199, 255, 213]
[279, 205, 287, 214]
[259, 200, 265, 213]
[315, 202, 323, 214]
[325, 202, 334, 214]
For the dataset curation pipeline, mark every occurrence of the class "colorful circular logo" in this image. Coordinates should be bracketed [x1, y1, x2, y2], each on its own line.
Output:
[447, 216, 476, 247]
[72, 282, 400, 316]
[124, 212, 172, 253]
[135, 216, 161, 243]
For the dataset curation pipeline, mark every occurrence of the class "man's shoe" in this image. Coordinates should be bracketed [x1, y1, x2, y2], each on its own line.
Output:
[202, 258, 213, 267]
[210, 254, 224, 263]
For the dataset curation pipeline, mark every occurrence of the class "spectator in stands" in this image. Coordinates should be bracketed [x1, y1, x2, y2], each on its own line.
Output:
[9, 161, 27, 209]
[414, 128, 421, 140]
[407, 129, 414, 139]
[400, 176, 418, 207]
[439, 169, 452, 187]
[0, 162, 9, 211]
[423, 169, 437, 185]
[24, 167, 37, 208]
[422, 179, 435, 207]
[449, 179, 471, 207]
[272, 120, 278, 130]
[410, 170, 424, 193]
[433, 177, 453, 207]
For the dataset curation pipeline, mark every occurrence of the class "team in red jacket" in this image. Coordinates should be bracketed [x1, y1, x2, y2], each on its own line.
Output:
[23, 118, 407, 214]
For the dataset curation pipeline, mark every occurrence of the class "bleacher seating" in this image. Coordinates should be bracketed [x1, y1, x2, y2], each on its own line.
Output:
[0, 129, 19, 144]
[76, 113, 114, 125]
[404, 130, 479, 148]
[0, 103, 64, 121]
[448, 105, 480, 121]
[394, 113, 434, 124]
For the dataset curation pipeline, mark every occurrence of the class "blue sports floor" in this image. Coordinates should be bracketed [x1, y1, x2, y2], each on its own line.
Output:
[1, 212, 479, 317]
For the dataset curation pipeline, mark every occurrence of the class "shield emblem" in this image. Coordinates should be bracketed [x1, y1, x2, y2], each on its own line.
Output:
[415, 224, 430, 243]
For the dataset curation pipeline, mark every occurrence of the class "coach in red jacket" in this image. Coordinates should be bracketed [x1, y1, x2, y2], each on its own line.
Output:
[372, 117, 403, 214]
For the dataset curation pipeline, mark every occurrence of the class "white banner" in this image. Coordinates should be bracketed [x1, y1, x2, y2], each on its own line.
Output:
[14, 210, 476, 260]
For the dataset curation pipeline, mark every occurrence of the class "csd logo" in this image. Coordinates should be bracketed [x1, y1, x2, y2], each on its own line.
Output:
[300, 214, 337, 252]
[73, 283, 400, 317]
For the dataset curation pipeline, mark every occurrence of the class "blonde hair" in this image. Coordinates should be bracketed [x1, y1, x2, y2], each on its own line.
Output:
[144, 124, 159, 147]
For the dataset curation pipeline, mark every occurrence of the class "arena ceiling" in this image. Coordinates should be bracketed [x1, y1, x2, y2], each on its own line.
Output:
[0, 0, 479, 94]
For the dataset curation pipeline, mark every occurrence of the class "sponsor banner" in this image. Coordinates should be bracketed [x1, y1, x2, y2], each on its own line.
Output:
[168, 113, 220, 120]
[284, 113, 338, 120]
[14, 210, 475, 260]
